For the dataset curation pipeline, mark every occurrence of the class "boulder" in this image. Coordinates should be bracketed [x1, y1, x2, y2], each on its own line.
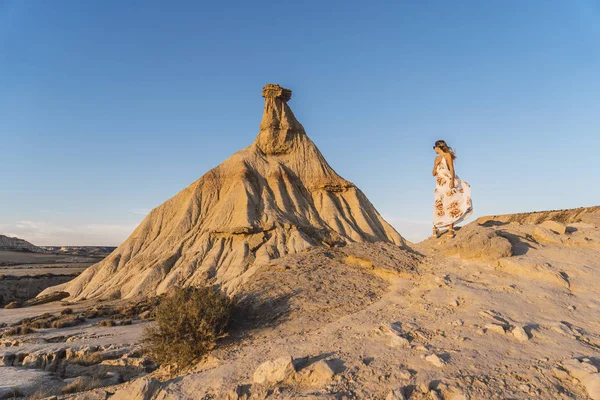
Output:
[512, 326, 530, 342]
[562, 358, 600, 400]
[253, 355, 296, 385]
[297, 359, 335, 387]
[485, 323, 506, 335]
[386, 388, 406, 400]
[425, 353, 446, 368]
[111, 377, 161, 400]
[540, 220, 567, 234]
[437, 224, 512, 261]
[533, 226, 563, 245]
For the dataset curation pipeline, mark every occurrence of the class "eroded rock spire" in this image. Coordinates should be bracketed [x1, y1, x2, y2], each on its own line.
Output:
[256, 84, 305, 155]
[39, 84, 405, 301]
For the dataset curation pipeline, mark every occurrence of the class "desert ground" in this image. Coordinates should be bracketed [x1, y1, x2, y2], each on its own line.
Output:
[1, 208, 599, 399]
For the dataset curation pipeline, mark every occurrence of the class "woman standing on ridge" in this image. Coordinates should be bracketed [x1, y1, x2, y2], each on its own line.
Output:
[432, 140, 473, 238]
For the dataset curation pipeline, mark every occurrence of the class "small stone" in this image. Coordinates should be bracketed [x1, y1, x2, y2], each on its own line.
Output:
[390, 335, 411, 348]
[429, 390, 442, 400]
[397, 369, 411, 380]
[450, 319, 464, 326]
[297, 360, 335, 387]
[111, 378, 161, 400]
[386, 388, 406, 400]
[425, 353, 446, 368]
[139, 310, 152, 319]
[485, 323, 506, 335]
[568, 305, 576, 311]
[253, 355, 296, 385]
[418, 383, 430, 393]
[553, 367, 570, 380]
[512, 326, 530, 342]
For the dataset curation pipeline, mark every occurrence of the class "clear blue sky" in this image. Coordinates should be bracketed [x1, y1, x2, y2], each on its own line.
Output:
[1, 0, 599, 245]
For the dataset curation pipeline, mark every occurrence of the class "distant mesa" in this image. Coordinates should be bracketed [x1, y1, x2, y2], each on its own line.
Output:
[0, 234, 48, 253]
[40, 84, 406, 301]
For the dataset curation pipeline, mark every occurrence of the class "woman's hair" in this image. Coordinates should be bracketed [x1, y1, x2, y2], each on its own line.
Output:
[434, 140, 456, 160]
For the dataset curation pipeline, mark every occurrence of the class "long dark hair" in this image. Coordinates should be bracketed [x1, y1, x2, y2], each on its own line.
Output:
[434, 140, 456, 160]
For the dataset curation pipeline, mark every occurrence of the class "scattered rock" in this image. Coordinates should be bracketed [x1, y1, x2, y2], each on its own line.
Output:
[425, 354, 445, 368]
[390, 334, 410, 348]
[139, 310, 152, 320]
[379, 323, 410, 348]
[386, 388, 406, 400]
[297, 360, 335, 387]
[111, 377, 161, 400]
[253, 355, 296, 385]
[429, 390, 442, 400]
[511, 326, 530, 342]
[485, 323, 506, 335]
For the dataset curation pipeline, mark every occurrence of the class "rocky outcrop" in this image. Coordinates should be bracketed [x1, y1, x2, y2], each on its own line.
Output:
[0, 275, 75, 307]
[41, 84, 405, 301]
[477, 206, 600, 225]
[0, 234, 48, 253]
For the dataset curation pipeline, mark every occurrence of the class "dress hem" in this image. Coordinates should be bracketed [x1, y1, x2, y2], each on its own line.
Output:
[434, 207, 474, 229]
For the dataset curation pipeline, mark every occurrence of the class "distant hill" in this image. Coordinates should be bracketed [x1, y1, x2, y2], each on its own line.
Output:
[0, 234, 48, 253]
[41, 246, 116, 257]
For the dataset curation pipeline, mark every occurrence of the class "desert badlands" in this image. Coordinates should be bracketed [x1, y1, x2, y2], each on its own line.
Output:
[1, 85, 599, 400]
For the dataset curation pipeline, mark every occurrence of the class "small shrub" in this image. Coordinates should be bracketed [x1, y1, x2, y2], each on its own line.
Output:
[61, 377, 102, 394]
[2, 323, 34, 337]
[99, 319, 116, 327]
[51, 316, 85, 329]
[119, 319, 132, 326]
[142, 286, 234, 370]
[70, 351, 105, 366]
[61, 307, 74, 315]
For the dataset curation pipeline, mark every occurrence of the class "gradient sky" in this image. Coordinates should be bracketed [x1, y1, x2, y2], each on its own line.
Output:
[1, 0, 599, 245]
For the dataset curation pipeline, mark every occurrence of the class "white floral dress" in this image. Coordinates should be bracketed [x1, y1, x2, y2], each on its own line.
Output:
[433, 157, 473, 228]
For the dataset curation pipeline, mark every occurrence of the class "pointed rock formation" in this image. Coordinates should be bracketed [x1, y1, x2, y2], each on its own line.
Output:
[42, 84, 405, 300]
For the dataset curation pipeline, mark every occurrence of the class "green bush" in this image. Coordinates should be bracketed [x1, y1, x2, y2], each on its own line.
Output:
[142, 286, 234, 370]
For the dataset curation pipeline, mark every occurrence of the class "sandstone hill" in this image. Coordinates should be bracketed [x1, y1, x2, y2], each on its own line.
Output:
[41, 84, 405, 301]
[0, 234, 48, 253]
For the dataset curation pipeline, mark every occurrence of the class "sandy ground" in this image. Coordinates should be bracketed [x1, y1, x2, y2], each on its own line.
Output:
[1, 214, 599, 399]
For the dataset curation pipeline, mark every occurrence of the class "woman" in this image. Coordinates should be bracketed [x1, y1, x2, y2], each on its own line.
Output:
[432, 140, 473, 238]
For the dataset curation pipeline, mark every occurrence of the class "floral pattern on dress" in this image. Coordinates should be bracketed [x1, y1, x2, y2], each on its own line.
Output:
[433, 157, 473, 228]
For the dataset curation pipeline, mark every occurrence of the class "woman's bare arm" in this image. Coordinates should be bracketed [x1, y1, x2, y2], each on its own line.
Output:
[432, 156, 441, 176]
[444, 154, 455, 187]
